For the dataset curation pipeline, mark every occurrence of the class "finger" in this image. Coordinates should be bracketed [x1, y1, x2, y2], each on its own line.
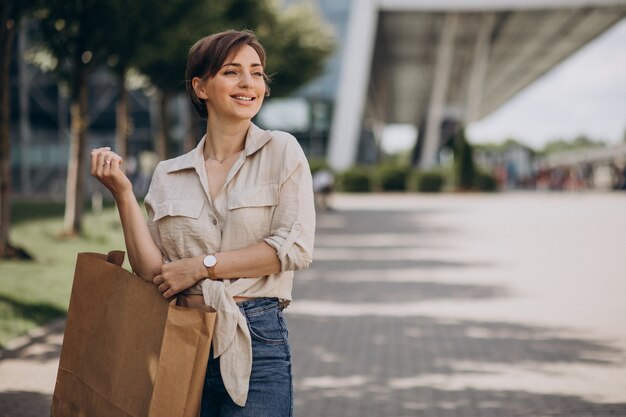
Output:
[153, 275, 162, 286]
[103, 157, 112, 173]
[90, 150, 98, 175]
[91, 147, 110, 174]
[158, 283, 168, 293]
[110, 155, 122, 173]
[103, 151, 122, 174]
[95, 150, 110, 177]
[100, 151, 118, 177]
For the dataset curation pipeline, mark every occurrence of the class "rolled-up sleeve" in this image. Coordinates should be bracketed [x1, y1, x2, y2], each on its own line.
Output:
[264, 137, 316, 271]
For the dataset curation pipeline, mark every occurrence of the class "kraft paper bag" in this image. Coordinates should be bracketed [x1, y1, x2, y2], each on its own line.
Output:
[51, 251, 216, 417]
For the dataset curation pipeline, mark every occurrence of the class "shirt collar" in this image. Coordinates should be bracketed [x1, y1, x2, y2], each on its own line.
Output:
[165, 122, 272, 173]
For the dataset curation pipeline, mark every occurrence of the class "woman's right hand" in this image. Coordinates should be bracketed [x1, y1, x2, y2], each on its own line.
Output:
[90, 147, 133, 199]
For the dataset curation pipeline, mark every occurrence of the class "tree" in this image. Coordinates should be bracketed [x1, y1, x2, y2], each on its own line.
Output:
[105, 0, 210, 161]
[103, 0, 152, 162]
[134, 0, 228, 160]
[0, 0, 36, 258]
[259, 3, 334, 97]
[454, 128, 476, 190]
[217, 0, 334, 97]
[135, 0, 334, 158]
[540, 135, 606, 155]
[32, 0, 114, 235]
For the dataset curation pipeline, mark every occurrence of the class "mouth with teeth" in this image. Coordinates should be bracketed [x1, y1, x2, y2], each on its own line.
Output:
[232, 95, 255, 102]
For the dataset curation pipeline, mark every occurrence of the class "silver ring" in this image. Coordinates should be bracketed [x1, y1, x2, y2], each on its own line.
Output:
[103, 159, 111, 166]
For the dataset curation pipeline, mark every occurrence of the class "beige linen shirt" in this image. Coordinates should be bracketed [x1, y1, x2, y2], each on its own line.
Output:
[143, 122, 315, 300]
[144, 123, 315, 405]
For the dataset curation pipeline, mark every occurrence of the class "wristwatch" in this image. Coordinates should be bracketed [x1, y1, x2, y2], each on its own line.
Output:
[203, 254, 218, 280]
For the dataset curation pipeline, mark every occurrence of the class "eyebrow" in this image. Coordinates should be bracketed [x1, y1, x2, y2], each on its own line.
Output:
[222, 62, 263, 69]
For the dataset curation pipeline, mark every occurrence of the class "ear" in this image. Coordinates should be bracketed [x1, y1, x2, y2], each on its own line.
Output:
[192, 77, 207, 100]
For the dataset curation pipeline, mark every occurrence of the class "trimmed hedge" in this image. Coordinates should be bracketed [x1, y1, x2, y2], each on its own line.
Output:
[338, 167, 372, 192]
[475, 170, 498, 192]
[410, 170, 445, 193]
[308, 158, 330, 175]
[334, 164, 495, 193]
[375, 165, 408, 191]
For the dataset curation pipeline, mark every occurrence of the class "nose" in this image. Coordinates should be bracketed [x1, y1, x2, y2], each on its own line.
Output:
[238, 72, 252, 88]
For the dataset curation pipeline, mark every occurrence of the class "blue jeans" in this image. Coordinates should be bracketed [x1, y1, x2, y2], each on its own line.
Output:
[201, 298, 293, 417]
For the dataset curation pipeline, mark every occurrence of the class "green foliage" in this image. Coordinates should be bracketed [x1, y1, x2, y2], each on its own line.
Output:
[0, 203, 128, 347]
[31, 0, 116, 98]
[374, 165, 408, 191]
[474, 137, 533, 154]
[101, 0, 180, 76]
[540, 135, 606, 155]
[454, 129, 476, 190]
[134, 0, 226, 93]
[308, 158, 331, 175]
[134, 0, 334, 96]
[338, 167, 372, 192]
[475, 170, 498, 192]
[260, 3, 334, 97]
[410, 170, 445, 193]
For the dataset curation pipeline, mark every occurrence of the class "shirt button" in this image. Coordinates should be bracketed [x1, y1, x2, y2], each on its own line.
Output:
[294, 223, 302, 230]
[212, 218, 218, 225]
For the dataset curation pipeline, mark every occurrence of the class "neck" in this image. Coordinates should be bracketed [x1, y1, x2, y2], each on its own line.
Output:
[203, 117, 250, 160]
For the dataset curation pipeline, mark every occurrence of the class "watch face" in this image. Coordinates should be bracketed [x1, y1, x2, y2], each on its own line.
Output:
[203, 255, 217, 268]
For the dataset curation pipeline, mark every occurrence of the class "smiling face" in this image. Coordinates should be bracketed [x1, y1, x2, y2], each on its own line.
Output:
[192, 45, 267, 124]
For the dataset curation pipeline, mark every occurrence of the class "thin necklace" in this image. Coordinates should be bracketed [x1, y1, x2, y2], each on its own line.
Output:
[205, 149, 243, 164]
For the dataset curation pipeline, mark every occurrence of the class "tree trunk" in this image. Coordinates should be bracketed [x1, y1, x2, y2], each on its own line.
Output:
[115, 67, 129, 161]
[63, 68, 89, 236]
[0, 18, 15, 256]
[155, 90, 170, 161]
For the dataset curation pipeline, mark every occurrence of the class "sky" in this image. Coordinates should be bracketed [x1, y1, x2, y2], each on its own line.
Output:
[468, 17, 626, 149]
[382, 17, 626, 153]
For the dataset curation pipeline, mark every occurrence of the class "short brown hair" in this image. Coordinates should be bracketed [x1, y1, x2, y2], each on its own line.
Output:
[185, 30, 270, 120]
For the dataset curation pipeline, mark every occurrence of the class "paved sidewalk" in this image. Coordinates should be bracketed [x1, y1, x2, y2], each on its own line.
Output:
[2, 193, 626, 416]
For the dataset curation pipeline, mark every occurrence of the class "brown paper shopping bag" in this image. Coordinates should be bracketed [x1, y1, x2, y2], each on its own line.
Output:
[51, 251, 216, 417]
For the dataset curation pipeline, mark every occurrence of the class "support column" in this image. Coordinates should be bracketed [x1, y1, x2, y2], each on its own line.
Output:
[465, 13, 495, 123]
[419, 13, 458, 169]
[327, 0, 379, 171]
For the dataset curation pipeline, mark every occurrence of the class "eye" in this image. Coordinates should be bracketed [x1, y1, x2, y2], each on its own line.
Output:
[252, 71, 264, 78]
[223, 70, 238, 75]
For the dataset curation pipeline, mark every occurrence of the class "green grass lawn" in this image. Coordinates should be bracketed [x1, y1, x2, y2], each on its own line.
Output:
[0, 203, 130, 348]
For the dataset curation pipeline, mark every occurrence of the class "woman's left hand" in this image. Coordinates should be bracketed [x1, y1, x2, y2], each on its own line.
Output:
[152, 256, 207, 298]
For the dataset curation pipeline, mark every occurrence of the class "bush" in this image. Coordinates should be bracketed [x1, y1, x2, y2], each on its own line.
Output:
[410, 170, 445, 193]
[375, 165, 408, 191]
[475, 170, 498, 192]
[308, 158, 330, 175]
[338, 167, 372, 192]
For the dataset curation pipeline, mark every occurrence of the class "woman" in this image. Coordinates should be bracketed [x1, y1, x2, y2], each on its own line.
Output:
[91, 30, 315, 417]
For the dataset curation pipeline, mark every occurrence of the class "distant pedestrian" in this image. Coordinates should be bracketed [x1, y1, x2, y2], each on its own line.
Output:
[312, 168, 335, 210]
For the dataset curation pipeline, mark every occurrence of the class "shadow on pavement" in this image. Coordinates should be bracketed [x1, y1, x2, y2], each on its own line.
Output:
[317, 209, 458, 236]
[294, 280, 508, 303]
[289, 315, 626, 416]
[0, 391, 52, 417]
[288, 207, 626, 416]
[0, 295, 66, 346]
[0, 320, 64, 362]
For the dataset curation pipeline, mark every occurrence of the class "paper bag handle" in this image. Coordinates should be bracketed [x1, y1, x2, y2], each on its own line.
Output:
[81, 251, 126, 266]
[106, 250, 125, 266]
